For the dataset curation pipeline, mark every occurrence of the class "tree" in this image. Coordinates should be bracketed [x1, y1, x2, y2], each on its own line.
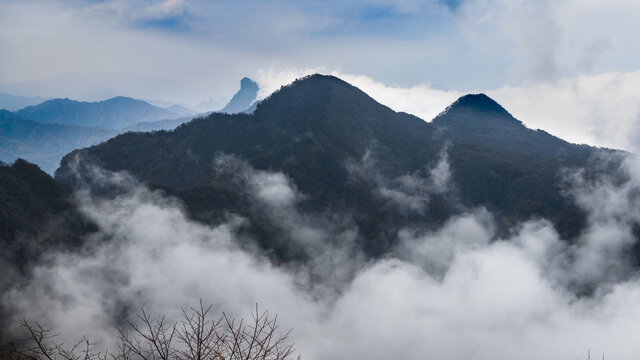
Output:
[2, 302, 300, 360]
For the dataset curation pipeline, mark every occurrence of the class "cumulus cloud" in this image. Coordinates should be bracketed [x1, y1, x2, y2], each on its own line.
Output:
[5, 151, 640, 359]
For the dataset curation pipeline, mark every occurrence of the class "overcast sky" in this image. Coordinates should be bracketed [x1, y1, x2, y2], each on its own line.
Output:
[1, 0, 640, 148]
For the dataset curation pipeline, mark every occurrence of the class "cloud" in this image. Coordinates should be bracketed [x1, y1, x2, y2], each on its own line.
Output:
[455, 0, 565, 82]
[331, 72, 463, 123]
[395, 208, 494, 276]
[90, 0, 198, 32]
[213, 155, 364, 290]
[5, 151, 640, 359]
[346, 148, 453, 214]
[488, 71, 640, 150]
[3, 0, 640, 107]
[254, 68, 328, 100]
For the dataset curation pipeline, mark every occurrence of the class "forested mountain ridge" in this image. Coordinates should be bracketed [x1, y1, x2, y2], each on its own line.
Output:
[431, 93, 605, 237]
[55, 74, 612, 257]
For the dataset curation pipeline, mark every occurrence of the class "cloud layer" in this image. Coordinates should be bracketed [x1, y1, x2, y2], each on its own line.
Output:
[4, 152, 640, 359]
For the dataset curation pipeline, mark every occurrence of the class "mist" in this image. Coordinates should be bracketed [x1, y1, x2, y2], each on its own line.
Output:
[4, 152, 640, 359]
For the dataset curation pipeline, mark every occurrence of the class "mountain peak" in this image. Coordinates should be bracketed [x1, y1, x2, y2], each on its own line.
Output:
[286, 74, 347, 88]
[220, 77, 259, 114]
[260, 74, 350, 98]
[104, 96, 138, 103]
[240, 77, 257, 88]
[448, 93, 511, 116]
[433, 93, 522, 128]
[255, 74, 372, 113]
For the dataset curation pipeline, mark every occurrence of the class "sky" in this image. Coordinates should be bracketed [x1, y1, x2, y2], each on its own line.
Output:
[1, 0, 640, 149]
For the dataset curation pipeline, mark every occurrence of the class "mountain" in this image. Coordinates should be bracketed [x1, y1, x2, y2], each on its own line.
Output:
[220, 77, 259, 114]
[194, 96, 228, 112]
[1, 105, 204, 173]
[243, 100, 260, 114]
[0, 159, 92, 271]
[165, 104, 195, 116]
[431, 93, 604, 236]
[56, 74, 612, 258]
[0, 92, 47, 111]
[0, 159, 95, 333]
[121, 112, 210, 133]
[0, 110, 116, 173]
[15, 96, 182, 129]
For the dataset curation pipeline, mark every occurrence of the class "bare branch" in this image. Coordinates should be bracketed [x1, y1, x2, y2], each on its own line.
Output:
[6, 303, 300, 360]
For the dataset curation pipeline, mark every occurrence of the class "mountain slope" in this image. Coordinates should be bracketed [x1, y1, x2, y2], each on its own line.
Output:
[15, 96, 181, 129]
[220, 77, 259, 114]
[0, 159, 92, 270]
[56, 74, 610, 257]
[431, 94, 603, 236]
[57, 75, 444, 255]
[0, 110, 116, 173]
[165, 104, 195, 116]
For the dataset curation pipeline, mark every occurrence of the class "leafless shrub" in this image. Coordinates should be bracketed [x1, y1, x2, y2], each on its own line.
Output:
[2, 302, 300, 360]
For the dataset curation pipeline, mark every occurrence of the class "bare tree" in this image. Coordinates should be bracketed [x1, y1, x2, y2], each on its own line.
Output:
[1, 319, 107, 360]
[3, 302, 300, 360]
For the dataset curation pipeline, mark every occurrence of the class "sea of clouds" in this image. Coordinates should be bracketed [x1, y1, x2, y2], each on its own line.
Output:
[3, 150, 640, 359]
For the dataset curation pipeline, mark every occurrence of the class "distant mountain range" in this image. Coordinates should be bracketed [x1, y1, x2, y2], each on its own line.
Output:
[55, 74, 615, 260]
[165, 104, 196, 116]
[120, 112, 211, 133]
[0, 110, 117, 173]
[14, 96, 184, 129]
[0, 77, 259, 173]
[1, 96, 190, 174]
[0, 92, 47, 111]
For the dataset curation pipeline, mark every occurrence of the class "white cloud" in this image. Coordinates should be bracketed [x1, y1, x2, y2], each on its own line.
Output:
[345, 148, 452, 214]
[6, 152, 640, 359]
[254, 67, 328, 99]
[331, 72, 463, 123]
[488, 72, 640, 150]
